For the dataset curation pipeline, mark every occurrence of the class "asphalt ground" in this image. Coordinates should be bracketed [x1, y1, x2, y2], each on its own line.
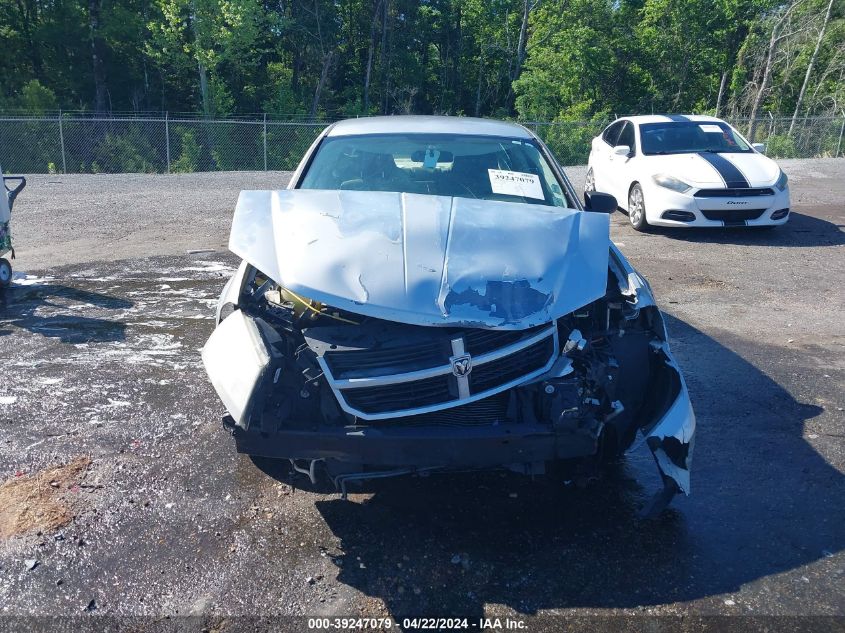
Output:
[0, 159, 843, 631]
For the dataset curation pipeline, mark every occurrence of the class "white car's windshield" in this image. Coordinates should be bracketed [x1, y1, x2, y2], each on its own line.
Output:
[299, 133, 569, 207]
[640, 121, 752, 155]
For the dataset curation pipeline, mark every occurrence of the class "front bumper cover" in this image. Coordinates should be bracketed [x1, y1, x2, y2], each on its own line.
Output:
[643, 182, 790, 228]
[203, 308, 696, 497]
[230, 421, 600, 469]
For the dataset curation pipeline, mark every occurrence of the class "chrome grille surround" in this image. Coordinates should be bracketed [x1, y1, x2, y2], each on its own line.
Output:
[317, 324, 559, 420]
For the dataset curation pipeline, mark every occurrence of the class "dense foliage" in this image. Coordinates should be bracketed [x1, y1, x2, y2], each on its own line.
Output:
[1, 0, 842, 124]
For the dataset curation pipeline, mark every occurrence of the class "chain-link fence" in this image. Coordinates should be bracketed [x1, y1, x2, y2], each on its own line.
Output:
[1, 113, 843, 174]
[731, 116, 845, 159]
[0, 114, 326, 174]
[527, 116, 845, 168]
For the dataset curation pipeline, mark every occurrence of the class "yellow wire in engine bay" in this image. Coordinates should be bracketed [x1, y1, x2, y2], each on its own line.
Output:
[275, 286, 360, 325]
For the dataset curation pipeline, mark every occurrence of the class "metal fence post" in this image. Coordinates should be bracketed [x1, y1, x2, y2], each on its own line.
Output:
[58, 109, 67, 174]
[165, 112, 171, 174]
[837, 113, 845, 158]
[263, 114, 268, 171]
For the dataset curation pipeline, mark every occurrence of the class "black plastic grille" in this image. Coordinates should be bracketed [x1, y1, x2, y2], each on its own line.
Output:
[469, 336, 555, 393]
[700, 208, 766, 222]
[695, 188, 774, 197]
[325, 340, 446, 378]
[326, 325, 556, 418]
[342, 375, 454, 414]
[324, 325, 546, 379]
[463, 324, 546, 355]
[379, 392, 510, 428]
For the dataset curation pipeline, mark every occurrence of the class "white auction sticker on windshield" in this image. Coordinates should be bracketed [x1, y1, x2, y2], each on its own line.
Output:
[699, 124, 723, 133]
[488, 169, 545, 200]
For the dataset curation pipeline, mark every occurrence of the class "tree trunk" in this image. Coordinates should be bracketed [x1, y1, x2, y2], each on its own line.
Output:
[514, 0, 530, 82]
[14, 0, 44, 80]
[198, 61, 210, 115]
[747, 43, 776, 141]
[789, 0, 834, 135]
[715, 70, 728, 116]
[363, 0, 383, 113]
[475, 45, 485, 117]
[672, 52, 691, 110]
[310, 50, 334, 120]
[291, 50, 303, 95]
[89, 0, 108, 112]
[507, 0, 534, 110]
[380, 0, 389, 113]
[748, 0, 804, 140]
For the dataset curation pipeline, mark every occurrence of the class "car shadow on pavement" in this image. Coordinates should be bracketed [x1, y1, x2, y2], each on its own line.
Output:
[0, 281, 131, 342]
[292, 315, 842, 619]
[656, 211, 845, 247]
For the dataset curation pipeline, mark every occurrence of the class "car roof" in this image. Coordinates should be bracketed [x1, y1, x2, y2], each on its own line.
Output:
[616, 114, 725, 125]
[326, 115, 535, 139]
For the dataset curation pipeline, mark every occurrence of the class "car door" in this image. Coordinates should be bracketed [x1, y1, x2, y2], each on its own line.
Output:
[607, 121, 637, 206]
[591, 120, 624, 193]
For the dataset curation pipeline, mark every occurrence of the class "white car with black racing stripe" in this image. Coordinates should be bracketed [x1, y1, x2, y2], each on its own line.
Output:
[586, 114, 791, 230]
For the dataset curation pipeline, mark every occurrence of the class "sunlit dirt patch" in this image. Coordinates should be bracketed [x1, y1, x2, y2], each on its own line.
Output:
[0, 456, 91, 538]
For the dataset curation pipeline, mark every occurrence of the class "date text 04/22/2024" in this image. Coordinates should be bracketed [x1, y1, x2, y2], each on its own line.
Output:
[307, 617, 527, 630]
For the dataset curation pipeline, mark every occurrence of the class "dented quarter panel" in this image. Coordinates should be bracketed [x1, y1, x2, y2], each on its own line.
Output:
[228, 190, 610, 329]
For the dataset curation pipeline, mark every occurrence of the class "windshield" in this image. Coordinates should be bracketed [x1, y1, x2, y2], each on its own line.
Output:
[640, 121, 752, 155]
[298, 133, 569, 208]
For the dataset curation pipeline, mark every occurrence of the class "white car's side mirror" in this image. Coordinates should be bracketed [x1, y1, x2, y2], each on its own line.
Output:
[613, 145, 632, 157]
[752, 142, 766, 154]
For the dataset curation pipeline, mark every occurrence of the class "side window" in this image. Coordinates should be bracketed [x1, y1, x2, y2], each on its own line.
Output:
[602, 121, 624, 146]
[616, 122, 635, 152]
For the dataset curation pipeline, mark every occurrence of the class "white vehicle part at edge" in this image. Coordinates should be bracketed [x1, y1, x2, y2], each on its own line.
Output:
[229, 190, 610, 329]
[202, 310, 277, 426]
[0, 166, 10, 223]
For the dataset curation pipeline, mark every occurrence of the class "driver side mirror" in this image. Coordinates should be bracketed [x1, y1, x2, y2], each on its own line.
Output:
[584, 191, 617, 213]
[613, 145, 632, 157]
[752, 142, 766, 154]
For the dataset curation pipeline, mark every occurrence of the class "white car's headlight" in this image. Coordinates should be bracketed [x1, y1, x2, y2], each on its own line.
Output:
[652, 174, 692, 194]
[775, 170, 788, 191]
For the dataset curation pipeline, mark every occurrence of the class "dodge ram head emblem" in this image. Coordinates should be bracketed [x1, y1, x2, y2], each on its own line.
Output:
[451, 354, 473, 377]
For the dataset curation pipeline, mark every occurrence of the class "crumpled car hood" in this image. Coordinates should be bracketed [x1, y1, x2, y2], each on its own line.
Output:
[229, 190, 610, 329]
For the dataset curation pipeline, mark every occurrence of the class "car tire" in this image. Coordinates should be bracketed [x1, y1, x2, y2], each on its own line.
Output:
[584, 167, 596, 194]
[627, 183, 650, 232]
[0, 258, 11, 287]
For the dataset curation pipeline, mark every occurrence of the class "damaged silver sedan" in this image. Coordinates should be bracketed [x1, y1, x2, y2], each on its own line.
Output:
[202, 116, 695, 512]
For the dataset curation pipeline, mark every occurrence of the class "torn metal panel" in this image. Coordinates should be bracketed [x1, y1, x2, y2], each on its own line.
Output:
[643, 342, 696, 495]
[214, 260, 249, 323]
[609, 243, 656, 309]
[229, 190, 610, 329]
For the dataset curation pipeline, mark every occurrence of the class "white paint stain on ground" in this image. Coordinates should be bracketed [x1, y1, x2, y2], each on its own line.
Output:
[182, 262, 233, 273]
[12, 274, 54, 286]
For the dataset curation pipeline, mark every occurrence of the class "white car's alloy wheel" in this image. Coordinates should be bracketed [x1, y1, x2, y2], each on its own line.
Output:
[585, 168, 596, 193]
[628, 184, 648, 231]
